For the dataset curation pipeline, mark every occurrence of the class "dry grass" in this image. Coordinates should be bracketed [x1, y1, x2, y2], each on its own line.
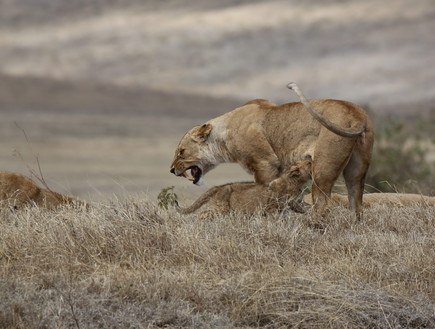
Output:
[1, 196, 433, 328]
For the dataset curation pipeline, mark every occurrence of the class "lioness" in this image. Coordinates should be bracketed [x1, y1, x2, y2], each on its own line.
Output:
[0, 171, 85, 210]
[170, 83, 373, 219]
[176, 159, 312, 218]
[304, 192, 435, 208]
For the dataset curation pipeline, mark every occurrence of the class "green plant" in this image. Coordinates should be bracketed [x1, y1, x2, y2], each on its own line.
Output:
[365, 109, 435, 195]
[157, 186, 178, 209]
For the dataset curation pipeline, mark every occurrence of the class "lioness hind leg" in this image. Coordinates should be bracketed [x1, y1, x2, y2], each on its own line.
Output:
[343, 148, 372, 220]
[311, 161, 344, 220]
[343, 174, 365, 220]
[310, 180, 334, 219]
[311, 132, 356, 220]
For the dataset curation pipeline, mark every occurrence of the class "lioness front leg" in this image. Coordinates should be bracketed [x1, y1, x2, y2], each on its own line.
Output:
[245, 154, 281, 184]
[253, 163, 280, 185]
[238, 132, 281, 184]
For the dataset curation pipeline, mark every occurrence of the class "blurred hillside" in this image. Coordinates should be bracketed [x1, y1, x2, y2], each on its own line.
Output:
[0, 0, 434, 199]
[1, 0, 434, 114]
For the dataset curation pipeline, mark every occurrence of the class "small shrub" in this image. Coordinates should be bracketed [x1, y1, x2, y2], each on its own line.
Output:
[157, 186, 178, 209]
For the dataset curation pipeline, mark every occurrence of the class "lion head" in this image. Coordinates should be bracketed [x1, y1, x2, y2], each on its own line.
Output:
[170, 123, 218, 186]
[269, 159, 312, 193]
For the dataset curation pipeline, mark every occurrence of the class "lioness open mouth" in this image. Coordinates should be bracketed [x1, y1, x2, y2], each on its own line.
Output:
[181, 166, 202, 185]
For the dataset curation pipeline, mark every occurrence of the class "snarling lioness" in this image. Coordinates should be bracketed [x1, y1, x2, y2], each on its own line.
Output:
[176, 159, 312, 218]
[0, 171, 85, 210]
[170, 83, 374, 219]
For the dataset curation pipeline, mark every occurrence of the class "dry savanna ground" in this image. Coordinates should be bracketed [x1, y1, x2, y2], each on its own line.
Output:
[0, 197, 434, 328]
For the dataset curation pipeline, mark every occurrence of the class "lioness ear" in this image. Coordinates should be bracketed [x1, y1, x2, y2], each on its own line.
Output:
[192, 123, 212, 143]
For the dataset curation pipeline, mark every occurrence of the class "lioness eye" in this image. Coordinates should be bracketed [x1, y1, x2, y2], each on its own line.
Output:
[178, 149, 184, 156]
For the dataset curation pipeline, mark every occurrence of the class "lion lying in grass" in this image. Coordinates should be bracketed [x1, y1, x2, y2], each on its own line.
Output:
[0, 171, 85, 210]
[303, 192, 435, 208]
[176, 159, 312, 219]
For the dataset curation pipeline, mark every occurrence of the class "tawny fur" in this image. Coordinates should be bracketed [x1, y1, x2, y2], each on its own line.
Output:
[176, 160, 312, 218]
[170, 83, 373, 220]
[303, 192, 435, 208]
[0, 171, 85, 210]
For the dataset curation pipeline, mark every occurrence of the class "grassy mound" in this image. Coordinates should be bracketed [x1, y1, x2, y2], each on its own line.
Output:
[1, 196, 433, 328]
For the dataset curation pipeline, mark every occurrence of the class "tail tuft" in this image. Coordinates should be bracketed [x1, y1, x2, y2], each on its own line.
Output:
[286, 82, 297, 90]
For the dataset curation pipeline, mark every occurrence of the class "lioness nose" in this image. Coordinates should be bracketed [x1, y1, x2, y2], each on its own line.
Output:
[170, 168, 175, 174]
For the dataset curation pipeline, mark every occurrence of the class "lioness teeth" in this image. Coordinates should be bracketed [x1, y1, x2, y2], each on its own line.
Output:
[181, 170, 195, 181]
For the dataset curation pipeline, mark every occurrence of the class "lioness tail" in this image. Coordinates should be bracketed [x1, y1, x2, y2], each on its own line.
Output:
[287, 82, 365, 138]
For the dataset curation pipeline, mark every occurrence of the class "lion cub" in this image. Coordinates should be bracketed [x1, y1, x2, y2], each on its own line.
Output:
[176, 159, 312, 218]
[0, 171, 85, 210]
